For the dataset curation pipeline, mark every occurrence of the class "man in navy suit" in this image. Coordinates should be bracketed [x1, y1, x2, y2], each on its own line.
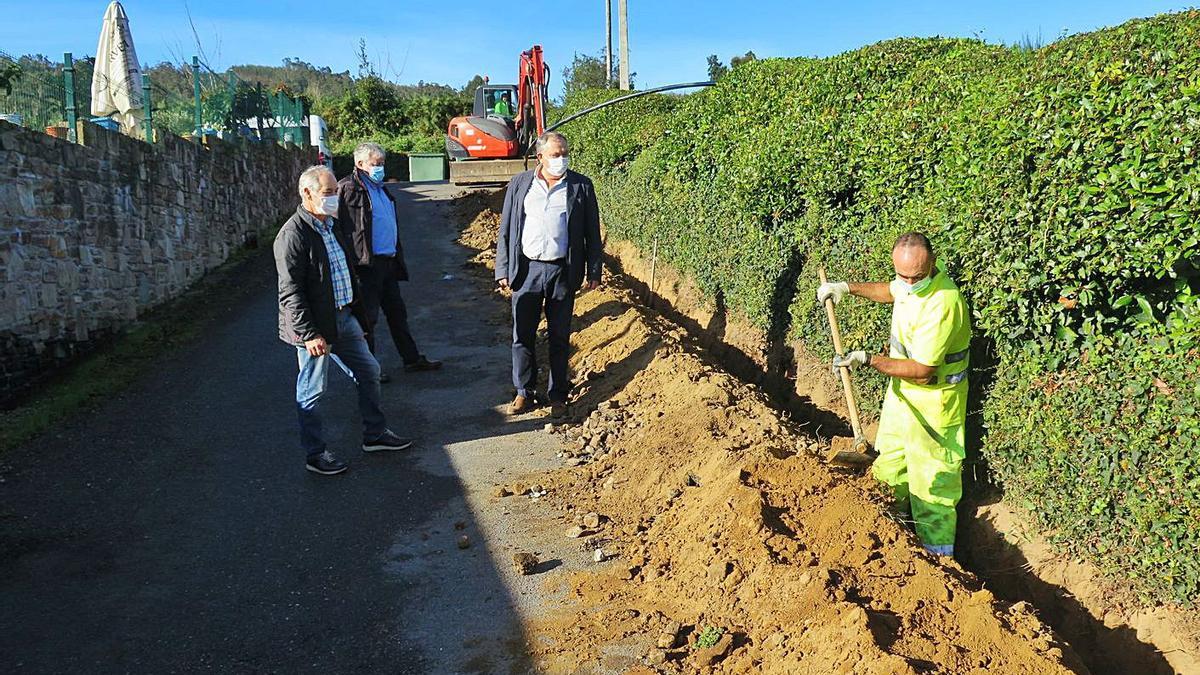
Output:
[495, 131, 603, 418]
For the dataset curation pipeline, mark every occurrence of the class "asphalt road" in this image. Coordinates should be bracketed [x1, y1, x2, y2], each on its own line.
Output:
[0, 182, 570, 673]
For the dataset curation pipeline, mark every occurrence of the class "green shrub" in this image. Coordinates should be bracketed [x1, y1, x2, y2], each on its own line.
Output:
[555, 11, 1200, 604]
[317, 75, 468, 158]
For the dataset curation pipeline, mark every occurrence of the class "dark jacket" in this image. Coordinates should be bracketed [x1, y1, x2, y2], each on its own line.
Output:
[495, 169, 603, 291]
[337, 169, 409, 280]
[274, 206, 368, 345]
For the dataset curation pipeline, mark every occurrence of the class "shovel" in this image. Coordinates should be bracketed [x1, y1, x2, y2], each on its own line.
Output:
[819, 268, 875, 468]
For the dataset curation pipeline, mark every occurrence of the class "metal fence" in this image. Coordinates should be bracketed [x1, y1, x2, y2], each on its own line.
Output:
[0, 48, 307, 147]
[0, 50, 66, 131]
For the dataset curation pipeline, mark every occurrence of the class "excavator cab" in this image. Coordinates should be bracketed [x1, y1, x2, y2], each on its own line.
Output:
[477, 85, 518, 120]
[447, 45, 548, 183]
[446, 88, 519, 161]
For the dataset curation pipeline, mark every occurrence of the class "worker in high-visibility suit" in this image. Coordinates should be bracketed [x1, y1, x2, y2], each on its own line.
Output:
[493, 92, 514, 118]
[817, 232, 971, 556]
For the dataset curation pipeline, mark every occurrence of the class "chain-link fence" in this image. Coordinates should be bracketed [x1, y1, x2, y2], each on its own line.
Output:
[0, 48, 308, 147]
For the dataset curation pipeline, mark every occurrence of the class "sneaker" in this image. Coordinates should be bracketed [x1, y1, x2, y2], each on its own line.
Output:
[403, 356, 443, 373]
[379, 371, 393, 384]
[306, 450, 348, 475]
[363, 429, 415, 452]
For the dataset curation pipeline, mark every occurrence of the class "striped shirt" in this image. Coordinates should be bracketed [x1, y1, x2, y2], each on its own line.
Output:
[314, 216, 354, 308]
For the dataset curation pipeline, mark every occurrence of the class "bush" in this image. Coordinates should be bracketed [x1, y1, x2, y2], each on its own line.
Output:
[317, 75, 468, 159]
[555, 12, 1200, 603]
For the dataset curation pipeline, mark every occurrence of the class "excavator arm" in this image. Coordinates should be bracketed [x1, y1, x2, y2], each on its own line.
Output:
[515, 45, 549, 149]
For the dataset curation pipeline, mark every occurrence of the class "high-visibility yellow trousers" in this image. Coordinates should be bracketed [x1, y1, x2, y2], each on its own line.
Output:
[871, 388, 966, 556]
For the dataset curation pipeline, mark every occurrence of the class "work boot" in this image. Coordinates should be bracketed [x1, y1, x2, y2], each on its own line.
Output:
[509, 394, 534, 415]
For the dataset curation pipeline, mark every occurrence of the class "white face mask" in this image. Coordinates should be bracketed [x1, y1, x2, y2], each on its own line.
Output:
[543, 156, 569, 177]
[895, 274, 933, 296]
[316, 194, 339, 216]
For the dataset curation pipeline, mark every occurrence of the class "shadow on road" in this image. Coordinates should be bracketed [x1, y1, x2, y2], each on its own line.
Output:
[0, 181, 545, 673]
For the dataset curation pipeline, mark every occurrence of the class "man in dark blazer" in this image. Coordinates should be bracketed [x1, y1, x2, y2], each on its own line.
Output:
[495, 131, 603, 418]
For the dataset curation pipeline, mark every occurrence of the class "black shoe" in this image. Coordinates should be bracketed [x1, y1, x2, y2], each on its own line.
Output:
[550, 401, 568, 419]
[363, 429, 415, 452]
[306, 450, 348, 475]
[379, 371, 392, 384]
[403, 356, 443, 373]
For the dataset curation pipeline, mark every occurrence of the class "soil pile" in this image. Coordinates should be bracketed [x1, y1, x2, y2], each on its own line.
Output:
[456, 189, 1084, 673]
[454, 188, 505, 270]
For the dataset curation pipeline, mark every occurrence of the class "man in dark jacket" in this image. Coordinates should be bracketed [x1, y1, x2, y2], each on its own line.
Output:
[496, 131, 603, 418]
[337, 142, 440, 383]
[275, 165, 414, 475]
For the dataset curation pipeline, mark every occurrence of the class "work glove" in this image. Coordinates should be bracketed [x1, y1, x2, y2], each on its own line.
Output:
[816, 281, 850, 305]
[831, 350, 871, 375]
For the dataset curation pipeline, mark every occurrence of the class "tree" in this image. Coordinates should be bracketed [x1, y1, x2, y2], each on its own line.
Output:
[462, 74, 486, 99]
[562, 51, 608, 100]
[356, 38, 377, 79]
[730, 50, 758, 68]
[562, 49, 632, 100]
[706, 55, 728, 81]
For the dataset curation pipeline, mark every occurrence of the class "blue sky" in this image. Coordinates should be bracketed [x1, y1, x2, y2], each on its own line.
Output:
[3, 1, 1190, 98]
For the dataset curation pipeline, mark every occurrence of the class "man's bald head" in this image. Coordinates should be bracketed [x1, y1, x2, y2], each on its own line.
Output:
[892, 231, 935, 283]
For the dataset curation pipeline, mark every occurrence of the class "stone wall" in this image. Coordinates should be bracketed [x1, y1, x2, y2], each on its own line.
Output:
[0, 120, 315, 405]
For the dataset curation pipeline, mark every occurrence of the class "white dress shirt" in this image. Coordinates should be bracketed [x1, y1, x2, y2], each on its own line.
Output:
[521, 174, 569, 261]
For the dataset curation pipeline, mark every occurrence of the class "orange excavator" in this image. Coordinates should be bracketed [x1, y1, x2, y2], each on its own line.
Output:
[446, 45, 549, 185]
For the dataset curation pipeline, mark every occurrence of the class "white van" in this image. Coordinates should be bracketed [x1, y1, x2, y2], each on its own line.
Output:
[309, 115, 332, 168]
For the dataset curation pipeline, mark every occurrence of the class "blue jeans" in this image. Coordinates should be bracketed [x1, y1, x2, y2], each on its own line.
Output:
[295, 308, 386, 458]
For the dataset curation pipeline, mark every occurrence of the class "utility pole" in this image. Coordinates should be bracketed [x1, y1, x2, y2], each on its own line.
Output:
[618, 0, 630, 90]
[605, 0, 613, 87]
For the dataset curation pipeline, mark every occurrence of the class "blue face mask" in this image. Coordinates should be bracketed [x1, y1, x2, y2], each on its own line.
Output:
[367, 165, 385, 183]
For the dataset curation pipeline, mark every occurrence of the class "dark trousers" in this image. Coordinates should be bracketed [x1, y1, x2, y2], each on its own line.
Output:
[357, 256, 421, 365]
[512, 258, 576, 402]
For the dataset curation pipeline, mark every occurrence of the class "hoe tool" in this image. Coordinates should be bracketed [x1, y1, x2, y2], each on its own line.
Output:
[819, 268, 875, 468]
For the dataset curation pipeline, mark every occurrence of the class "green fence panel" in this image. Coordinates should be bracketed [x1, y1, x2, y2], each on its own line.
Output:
[0, 50, 66, 131]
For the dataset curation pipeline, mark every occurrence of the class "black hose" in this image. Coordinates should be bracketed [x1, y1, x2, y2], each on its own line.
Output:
[545, 81, 714, 134]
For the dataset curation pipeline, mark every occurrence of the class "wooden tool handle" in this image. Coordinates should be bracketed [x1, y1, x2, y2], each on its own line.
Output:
[819, 268, 866, 440]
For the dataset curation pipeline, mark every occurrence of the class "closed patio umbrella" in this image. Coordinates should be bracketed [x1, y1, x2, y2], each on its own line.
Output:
[91, 0, 144, 136]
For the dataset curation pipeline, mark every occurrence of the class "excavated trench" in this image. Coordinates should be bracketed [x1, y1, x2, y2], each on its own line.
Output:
[451, 188, 1197, 674]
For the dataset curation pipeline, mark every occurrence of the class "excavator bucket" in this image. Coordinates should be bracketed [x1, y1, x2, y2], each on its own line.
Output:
[449, 158, 531, 185]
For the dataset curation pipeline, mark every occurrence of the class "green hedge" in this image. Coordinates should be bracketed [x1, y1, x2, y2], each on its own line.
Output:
[555, 12, 1200, 603]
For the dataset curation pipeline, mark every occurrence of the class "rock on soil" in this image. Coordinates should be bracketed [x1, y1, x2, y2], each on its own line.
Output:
[513, 552, 539, 575]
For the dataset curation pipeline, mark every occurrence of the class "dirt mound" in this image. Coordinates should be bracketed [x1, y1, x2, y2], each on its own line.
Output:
[454, 189, 1083, 673]
[454, 188, 504, 270]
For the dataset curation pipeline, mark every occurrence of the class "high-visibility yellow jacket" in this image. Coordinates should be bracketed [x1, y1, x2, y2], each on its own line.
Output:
[885, 262, 971, 429]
